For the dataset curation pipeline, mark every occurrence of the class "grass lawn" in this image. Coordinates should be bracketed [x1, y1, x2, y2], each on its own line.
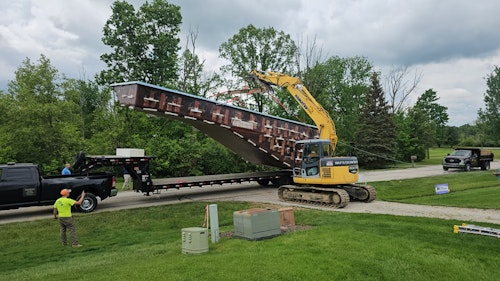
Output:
[1, 201, 499, 281]
[375, 169, 500, 208]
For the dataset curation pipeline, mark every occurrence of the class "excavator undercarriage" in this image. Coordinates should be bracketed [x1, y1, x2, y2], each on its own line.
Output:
[277, 184, 376, 208]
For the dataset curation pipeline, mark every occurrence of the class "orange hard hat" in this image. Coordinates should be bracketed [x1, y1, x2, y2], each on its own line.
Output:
[60, 189, 70, 196]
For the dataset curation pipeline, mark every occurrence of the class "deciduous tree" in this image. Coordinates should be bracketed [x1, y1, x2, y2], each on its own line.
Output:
[2, 55, 82, 172]
[219, 24, 297, 112]
[409, 89, 448, 158]
[478, 66, 500, 145]
[98, 0, 181, 86]
[303, 56, 373, 154]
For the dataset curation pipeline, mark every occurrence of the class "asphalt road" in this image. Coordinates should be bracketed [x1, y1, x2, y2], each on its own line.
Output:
[2, 162, 499, 225]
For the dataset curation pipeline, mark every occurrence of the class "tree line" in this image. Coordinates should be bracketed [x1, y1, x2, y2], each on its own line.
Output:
[1, 0, 499, 176]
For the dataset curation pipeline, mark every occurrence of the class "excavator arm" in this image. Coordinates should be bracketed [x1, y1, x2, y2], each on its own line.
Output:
[248, 70, 338, 151]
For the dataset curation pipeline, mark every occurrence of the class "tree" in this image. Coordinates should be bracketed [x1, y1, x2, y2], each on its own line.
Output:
[1, 55, 82, 172]
[303, 56, 373, 154]
[61, 79, 112, 141]
[392, 110, 420, 162]
[355, 73, 396, 168]
[98, 0, 182, 87]
[177, 28, 224, 97]
[219, 24, 297, 112]
[409, 89, 449, 158]
[384, 66, 422, 114]
[478, 66, 500, 145]
[444, 126, 460, 147]
[0, 91, 15, 163]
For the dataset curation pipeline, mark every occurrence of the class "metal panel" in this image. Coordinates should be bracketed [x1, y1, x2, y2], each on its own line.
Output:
[181, 227, 208, 254]
[233, 208, 281, 240]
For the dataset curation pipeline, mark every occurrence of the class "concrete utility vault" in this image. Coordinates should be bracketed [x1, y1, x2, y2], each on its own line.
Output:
[112, 81, 319, 168]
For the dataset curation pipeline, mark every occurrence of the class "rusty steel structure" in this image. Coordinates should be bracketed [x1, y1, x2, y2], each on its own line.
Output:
[112, 81, 318, 169]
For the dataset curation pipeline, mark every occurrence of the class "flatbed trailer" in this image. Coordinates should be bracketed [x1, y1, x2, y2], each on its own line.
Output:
[79, 154, 292, 195]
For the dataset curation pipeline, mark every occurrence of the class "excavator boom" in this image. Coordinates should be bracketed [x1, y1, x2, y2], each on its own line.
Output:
[248, 70, 338, 150]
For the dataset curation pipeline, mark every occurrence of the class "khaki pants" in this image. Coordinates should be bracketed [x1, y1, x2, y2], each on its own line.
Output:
[59, 217, 79, 246]
[123, 174, 132, 190]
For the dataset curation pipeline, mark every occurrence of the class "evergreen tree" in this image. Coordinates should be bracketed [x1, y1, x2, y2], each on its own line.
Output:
[355, 73, 396, 168]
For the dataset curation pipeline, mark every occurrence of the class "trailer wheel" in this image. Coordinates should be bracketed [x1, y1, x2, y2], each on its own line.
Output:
[257, 179, 270, 186]
[76, 193, 98, 213]
[464, 163, 471, 172]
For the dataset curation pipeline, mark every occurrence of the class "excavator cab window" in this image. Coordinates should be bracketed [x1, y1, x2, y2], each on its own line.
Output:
[322, 143, 333, 157]
[298, 142, 320, 177]
[304, 143, 320, 163]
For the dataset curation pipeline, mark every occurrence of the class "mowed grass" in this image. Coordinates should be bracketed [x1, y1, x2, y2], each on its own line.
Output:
[375, 169, 500, 208]
[1, 201, 499, 281]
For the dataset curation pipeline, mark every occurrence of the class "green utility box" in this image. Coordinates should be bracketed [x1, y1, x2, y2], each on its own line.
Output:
[233, 208, 281, 240]
[181, 227, 208, 254]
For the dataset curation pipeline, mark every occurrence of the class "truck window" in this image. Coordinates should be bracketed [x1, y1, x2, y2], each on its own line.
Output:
[4, 167, 35, 181]
[451, 150, 470, 157]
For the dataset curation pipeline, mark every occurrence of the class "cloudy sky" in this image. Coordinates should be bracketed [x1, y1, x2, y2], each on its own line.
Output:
[1, 0, 499, 126]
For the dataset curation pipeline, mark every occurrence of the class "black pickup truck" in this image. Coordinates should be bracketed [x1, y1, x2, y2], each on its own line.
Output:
[0, 163, 117, 213]
[442, 147, 494, 172]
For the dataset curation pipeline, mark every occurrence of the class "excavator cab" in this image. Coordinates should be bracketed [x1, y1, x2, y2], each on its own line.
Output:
[293, 139, 359, 185]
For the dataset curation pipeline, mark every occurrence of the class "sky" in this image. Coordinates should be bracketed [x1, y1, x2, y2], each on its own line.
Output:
[1, 0, 499, 126]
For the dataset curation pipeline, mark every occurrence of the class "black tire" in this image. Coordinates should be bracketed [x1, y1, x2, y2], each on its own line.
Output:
[464, 163, 471, 172]
[443, 166, 449, 171]
[257, 179, 270, 186]
[481, 161, 490, 171]
[76, 193, 98, 213]
[271, 176, 292, 187]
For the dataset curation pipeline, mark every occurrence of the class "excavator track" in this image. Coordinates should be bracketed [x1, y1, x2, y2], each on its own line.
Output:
[278, 185, 351, 208]
[343, 184, 376, 202]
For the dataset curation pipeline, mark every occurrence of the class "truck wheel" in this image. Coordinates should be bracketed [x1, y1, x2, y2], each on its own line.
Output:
[443, 166, 449, 171]
[464, 163, 471, 172]
[76, 193, 98, 213]
[481, 161, 490, 170]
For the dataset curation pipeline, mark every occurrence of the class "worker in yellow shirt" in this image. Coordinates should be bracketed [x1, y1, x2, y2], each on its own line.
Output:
[53, 188, 85, 248]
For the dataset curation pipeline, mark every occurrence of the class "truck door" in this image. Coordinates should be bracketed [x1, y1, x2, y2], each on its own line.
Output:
[0, 166, 39, 206]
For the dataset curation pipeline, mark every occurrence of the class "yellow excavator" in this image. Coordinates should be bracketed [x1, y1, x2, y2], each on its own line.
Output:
[248, 70, 376, 207]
